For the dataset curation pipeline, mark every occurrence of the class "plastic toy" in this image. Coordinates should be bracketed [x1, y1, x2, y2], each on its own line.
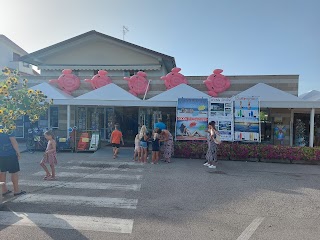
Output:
[161, 67, 188, 90]
[203, 69, 231, 97]
[124, 71, 149, 96]
[49, 69, 80, 94]
[84, 70, 112, 89]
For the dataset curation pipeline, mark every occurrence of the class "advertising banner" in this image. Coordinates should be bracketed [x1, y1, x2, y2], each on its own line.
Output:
[176, 98, 208, 141]
[234, 96, 260, 142]
[208, 98, 234, 141]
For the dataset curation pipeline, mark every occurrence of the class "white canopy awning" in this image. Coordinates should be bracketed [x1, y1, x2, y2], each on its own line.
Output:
[30, 82, 73, 104]
[236, 83, 320, 108]
[68, 83, 143, 106]
[146, 84, 210, 107]
[299, 90, 320, 101]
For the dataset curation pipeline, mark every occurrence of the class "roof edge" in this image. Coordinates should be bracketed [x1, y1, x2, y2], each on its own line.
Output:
[20, 30, 175, 64]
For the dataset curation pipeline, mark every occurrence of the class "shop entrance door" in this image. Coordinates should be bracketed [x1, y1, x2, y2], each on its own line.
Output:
[139, 108, 162, 132]
[115, 107, 139, 144]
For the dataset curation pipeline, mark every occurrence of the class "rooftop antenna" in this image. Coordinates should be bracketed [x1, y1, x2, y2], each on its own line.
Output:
[123, 26, 129, 40]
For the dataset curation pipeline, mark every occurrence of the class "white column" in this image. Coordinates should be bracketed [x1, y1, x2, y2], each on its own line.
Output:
[67, 105, 71, 138]
[309, 108, 315, 147]
[290, 109, 294, 146]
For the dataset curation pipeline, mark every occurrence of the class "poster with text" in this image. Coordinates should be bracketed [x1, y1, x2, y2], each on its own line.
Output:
[208, 98, 234, 141]
[176, 98, 208, 140]
[234, 96, 260, 142]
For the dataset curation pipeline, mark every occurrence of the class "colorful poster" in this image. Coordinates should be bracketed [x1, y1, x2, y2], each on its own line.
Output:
[234, 96, 260, 142]
[176, 98, 208, 140]
[208, 98, 234, 141]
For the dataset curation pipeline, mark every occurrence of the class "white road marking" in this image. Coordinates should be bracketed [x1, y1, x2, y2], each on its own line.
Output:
[67, 161, 143, 166]
[13, 194, 138, 209]
[9, 180, 141, 191]
[57, 166, 144, 172]
[0, 211, 133, 233]
[236, 217, 265, 240]
[33, 171, 143, 180]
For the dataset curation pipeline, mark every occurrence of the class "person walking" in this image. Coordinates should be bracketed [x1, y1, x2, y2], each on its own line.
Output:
[159, 129, 174, 163]
[133, 133, 140, 161]
[40, 131, 58, 180]
[0, 130, 26, 197]
[110, 124, 124, 159]
[204, 121, 220, 169]
[139, 125, 149, 163]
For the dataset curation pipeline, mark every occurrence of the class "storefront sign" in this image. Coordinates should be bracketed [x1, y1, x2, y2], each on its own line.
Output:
[234, 96, 260, 142]
[209, 98, 234, 141]
[176, 98, 209, 141]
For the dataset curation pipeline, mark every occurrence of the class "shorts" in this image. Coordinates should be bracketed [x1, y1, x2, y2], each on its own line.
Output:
[152, 143, 160, 151]
[112, 143, 120, 148]
[140, 141, 148, 149]
[0, 155, 20, 173]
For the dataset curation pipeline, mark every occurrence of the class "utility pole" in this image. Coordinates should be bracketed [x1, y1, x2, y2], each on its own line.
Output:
[123, 26, 129, 40]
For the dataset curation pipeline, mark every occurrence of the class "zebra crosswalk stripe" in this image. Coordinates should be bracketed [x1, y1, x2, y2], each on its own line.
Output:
[68, 161, 143, 166]
[13, 193, 138, 209]
[33, 171, 143, 180]
[0, 211, 134, 233]
[10, 180, 141, 191]
[57, 166, 144, 172]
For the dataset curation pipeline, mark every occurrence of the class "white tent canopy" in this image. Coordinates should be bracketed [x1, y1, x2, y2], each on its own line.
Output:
[236, 83, 320, 108]
[146, 84, 210, 107]
[30, 82, 73, 102]
[70, 83, 142, 106]
[299, 90, 320, 101]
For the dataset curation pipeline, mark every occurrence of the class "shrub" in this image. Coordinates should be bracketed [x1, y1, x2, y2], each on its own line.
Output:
[173, 141, 320, 163]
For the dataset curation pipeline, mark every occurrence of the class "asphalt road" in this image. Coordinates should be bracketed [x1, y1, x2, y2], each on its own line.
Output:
[1, 146, 320, 240]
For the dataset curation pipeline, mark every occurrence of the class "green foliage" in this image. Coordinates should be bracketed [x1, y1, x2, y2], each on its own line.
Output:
[0, 67, 51, 133]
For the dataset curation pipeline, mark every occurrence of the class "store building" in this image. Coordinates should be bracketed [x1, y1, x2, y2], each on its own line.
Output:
[13, 30, 320, 146]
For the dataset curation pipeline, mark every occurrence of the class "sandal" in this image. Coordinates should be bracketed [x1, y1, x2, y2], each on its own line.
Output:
[14, 190, 26, 196]
[2, 190, 12, 197]
[47, 176, 57, 181]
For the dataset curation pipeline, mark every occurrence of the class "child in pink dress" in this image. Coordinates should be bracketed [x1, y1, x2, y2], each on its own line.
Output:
[40, 131, 57, 180]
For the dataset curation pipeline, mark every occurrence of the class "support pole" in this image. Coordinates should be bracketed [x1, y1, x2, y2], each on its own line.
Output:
[67, 105, 71, 138]
[309, 108, 315, 147]
[290, 109, 294, 147]
[143, 79, 151, 100]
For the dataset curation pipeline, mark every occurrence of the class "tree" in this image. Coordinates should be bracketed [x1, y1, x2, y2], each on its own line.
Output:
[0, 67, 51, 133]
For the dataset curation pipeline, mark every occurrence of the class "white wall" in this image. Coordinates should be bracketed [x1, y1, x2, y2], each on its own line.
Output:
[0, 40, 35, 75]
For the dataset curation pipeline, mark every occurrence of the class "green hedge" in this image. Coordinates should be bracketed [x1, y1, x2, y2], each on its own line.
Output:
[174, 141, 320, 163]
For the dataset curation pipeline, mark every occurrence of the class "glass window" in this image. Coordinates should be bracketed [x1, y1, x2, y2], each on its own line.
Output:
[23, 62, 30, 68]
[39, 110, 49, 128]
[77, 107, 87, 130]
[50, 107, 59, 128]
[124, 70, 135, 77]
[260, 110, 271, 142]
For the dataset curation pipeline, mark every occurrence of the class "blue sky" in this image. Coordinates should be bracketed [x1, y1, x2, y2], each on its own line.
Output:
[1, 0, 319, 95]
